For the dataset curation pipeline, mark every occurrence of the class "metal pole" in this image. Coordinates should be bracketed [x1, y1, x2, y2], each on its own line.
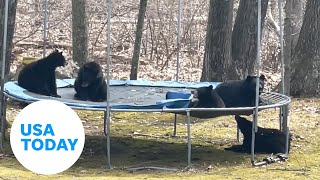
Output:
[284, 105, 290, 155]
[186, 111, 191, 166]
[278, 0, 290, 157]
[43, 0, 49, 57]
[173, 113, 177, 136]
[236, 125, 240, 142]
[278, 0, 285, 95]
[278, 0, 285, 133]
[251, 0, 262, 165]
[105, 0, 113, 169]
[176, 0, 182, 81]
[0, 0, 9, 150]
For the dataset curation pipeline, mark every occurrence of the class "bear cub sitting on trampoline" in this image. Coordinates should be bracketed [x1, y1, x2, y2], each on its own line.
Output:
[74, 61, 107, 102]
[225, 115, 291, 154]
[215, 74, 267, 108]
[18, 50, 66, 97]
[189, 85, 225, 108]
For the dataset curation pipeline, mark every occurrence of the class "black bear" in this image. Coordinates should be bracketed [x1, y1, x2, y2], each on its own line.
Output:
[189, 85, 225, 108]
[74, 61, 107, 102]
[17, 50, 66, 97]
[225, 115, 291, 154]
[215, 75, 266, 108]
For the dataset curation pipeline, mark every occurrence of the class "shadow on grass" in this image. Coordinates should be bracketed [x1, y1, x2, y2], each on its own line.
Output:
[0, 134, 250, 175]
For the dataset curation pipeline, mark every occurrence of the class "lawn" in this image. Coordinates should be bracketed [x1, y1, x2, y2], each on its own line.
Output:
[0, 98, 319, 179]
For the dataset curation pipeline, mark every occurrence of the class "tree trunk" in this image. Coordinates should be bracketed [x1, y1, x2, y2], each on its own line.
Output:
[282, 0, 293, 95]
[72, 0, 88, 67]
[200, 0, 233, 82]
[0, 0, 18, 137]
[130, 0, 148, 80]
[230, 0, 269, 79]
[290, 0, 320, 97]
[0, 0, 18, 80]
[291, 0, 305, 49]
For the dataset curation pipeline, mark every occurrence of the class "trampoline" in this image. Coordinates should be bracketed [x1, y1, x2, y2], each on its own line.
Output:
[3, 79, 290, 115]
[0, 0, 291, 170]
[2, 79, 291, 167]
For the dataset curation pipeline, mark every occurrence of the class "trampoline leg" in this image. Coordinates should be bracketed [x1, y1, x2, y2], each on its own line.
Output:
[186, 111, 191, 167]
[104, 110, 112, 169]
[236, 125, 240, 142]
[251, 111, 258, 165]
[279, 107, 284, 131]
[173, 113, 177, 137]
[0, 96, 7, 150]
[283, 105, 290, 156]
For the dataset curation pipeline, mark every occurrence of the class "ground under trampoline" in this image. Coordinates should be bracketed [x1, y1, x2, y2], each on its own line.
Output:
[1, 79, 291, 168]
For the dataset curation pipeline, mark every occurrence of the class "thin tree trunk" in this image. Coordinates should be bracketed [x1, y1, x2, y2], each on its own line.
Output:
[282, 0, 292, 95]
[290, 0, 320, 97]
[200, 0, 233, 82]
[231, 0, 269, 79]
[0, 0, 18, 80]
[0, 0, 18, 135]
[130, 0, 148, 80]
[72, 0, 88, 67]
[291, 0, 305, 49]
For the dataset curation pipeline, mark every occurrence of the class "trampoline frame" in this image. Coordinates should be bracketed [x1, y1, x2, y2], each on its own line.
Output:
[0, 0, 291, 170]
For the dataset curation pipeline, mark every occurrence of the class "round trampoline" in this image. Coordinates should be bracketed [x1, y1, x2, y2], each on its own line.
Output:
[2, 78, 292, 168]
[3, 79, 290, 116]
[0, 0, 291, 169]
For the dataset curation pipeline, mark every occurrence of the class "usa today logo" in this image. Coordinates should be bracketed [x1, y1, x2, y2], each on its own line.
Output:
[10, 100, 85, 175]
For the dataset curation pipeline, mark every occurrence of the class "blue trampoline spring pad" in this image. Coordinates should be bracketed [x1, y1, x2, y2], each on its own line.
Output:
[4, 79, 222, 110]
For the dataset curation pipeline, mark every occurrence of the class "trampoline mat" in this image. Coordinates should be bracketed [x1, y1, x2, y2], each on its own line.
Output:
[4, 79, 209, 110]
[24, 86, 192, 106]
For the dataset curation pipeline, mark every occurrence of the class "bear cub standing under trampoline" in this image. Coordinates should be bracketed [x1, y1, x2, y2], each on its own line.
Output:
[74, 61, 107, 102]
[225, 115, 291, 154]
[18, 50, 66, 97]
[189, 85, 225, 108]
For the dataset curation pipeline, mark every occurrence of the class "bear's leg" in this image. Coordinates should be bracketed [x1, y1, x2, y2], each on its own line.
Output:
[90, 85, 107, 102]
[74, 90, 89, 101]
[47, 71, 60, 98]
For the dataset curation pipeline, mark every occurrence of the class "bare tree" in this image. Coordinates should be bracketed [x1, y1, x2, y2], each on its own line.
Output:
[290, 0, 320, 97]
[291, 0, 305, 49]
[130, 0, 148, 80]
[0, 0, 18, 79]
[0, 0, 18, 138]
[282, 0, 292, 95]
[200, 0, 233, 82]
[72, 0, 88, 67]
[231, 0, 269, 79]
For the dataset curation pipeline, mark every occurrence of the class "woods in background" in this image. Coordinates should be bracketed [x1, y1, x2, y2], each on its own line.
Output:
[0, 0, 319, 97]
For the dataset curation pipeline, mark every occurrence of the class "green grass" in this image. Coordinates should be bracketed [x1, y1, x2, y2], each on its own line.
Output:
[1, 98, 320, 179]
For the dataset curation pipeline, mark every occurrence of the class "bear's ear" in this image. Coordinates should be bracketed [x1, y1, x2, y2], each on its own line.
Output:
[60, 51, 63, 55]
[259, 74, 265, 81]
[208, 85, 213, 89]
[191, 90, 195, 94]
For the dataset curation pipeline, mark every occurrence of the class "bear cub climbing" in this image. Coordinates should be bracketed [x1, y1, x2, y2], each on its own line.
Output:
[189, 75, 266, 108]
[74, 61, 107, 102]
[189, 85, 225, 108]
